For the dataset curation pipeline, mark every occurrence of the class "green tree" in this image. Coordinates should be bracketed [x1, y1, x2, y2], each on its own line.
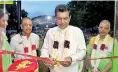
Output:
[22, 9, 28, 18]
[67, 1, 114, 30]
[2, 1, 28, 30]
[6, 2, 18, 30]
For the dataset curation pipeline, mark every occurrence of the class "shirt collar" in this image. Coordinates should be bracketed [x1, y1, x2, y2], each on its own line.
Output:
[21, 33, 32, 40]
[57, 25, 70, 33]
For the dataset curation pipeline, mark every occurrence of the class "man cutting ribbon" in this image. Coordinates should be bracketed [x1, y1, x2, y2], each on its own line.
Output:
[41, 4, 86, 72]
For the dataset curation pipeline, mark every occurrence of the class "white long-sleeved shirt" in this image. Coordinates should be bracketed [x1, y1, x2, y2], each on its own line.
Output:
[10, 33, 40, 60]
[41, 25, 86, 72]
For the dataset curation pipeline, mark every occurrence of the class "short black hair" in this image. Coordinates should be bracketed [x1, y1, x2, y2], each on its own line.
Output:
[55, 4, 71, 16]
[0, 8, 9, 19]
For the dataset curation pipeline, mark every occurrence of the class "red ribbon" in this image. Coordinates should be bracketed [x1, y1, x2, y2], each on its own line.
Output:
[0, 50, 54, 64]
[0, 50, 118, 64]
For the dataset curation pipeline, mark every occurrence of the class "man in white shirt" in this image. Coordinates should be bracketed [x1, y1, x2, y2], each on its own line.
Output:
[41, 4, 86, 72]
[10, 17, 40, 60]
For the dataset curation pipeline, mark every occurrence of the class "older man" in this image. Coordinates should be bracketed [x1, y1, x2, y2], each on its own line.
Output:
[87, 20, 113, 72]
[10, 17, 40, 60]
[41, 4, 86, 72]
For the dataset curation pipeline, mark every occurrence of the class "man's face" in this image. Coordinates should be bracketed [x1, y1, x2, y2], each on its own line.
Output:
[56, 11, 71, 29]
[22, 19, 32, 35]
[98, 23, 110, 37]
[0, 14, 9, 28]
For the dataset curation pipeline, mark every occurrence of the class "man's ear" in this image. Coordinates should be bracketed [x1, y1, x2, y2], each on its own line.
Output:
[108, 28, 110, 33]
[20, 24, 23, 29]
[69, 16, 71, 21]
[69, 15, 71, 19]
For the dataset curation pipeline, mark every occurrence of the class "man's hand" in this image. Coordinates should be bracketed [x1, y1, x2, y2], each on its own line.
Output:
[59, 57, 72, 67]
[42, 58, 56, 69]
[11, 54, 15, 63]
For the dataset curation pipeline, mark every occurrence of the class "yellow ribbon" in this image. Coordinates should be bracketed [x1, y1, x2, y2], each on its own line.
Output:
[55, 56, 60, 68]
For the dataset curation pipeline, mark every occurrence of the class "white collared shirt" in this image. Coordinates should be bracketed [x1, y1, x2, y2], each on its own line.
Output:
[41, 25, 86, 72]
[10, 33, 40, 60]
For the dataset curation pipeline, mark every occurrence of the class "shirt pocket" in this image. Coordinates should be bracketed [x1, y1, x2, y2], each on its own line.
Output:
[15, 43, 24, 53]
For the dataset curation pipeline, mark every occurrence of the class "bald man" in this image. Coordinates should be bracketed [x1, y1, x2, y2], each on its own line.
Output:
[87, 20, 113, 72]
[10, 17, 40, 60]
